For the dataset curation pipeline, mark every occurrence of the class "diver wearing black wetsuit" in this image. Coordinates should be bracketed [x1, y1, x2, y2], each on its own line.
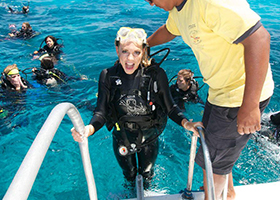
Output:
[0, 75, 30, 91]
[8, 6, 29, 14]
[37, 45, 62, 60]
[13, 29, 35, 39]
[170, 79, 203, 110]
[32, 56, 67, 85]
[18, 30, 34, 39]
[33, 68, 67, 85]
[36, 36, 63, 61]
[9, 22, 36, 40]
[89, 61, 187, 181]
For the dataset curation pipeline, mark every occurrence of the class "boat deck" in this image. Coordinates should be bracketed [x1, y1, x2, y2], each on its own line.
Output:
[127, 181, 280, 200]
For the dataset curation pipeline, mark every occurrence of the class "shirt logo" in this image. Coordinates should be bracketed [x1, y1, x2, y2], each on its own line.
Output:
[115, 79, 122, 85]
[190, 30, 201, 44]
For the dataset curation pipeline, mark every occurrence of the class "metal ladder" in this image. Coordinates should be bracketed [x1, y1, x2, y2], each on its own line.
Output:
[135, 127, 228, 200]
[182, 126, 216, 200]
[3, 102, 98, 200]
[183, 126, 228, 200]
[3, 103, 227, 200]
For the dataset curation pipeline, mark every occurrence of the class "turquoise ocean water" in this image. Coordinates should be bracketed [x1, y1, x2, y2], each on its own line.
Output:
[0, 0, 279, 199]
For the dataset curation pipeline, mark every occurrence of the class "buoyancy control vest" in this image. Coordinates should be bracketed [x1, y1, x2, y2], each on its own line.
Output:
[105, 48, 171, 133]
[102, 48, 171, 156]
[106, 61, 168, 156]
[33, 68, 66, 85]
[105, 59, 167, 133]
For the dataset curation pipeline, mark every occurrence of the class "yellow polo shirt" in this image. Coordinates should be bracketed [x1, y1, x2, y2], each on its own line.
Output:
[166, 0, 274, 107]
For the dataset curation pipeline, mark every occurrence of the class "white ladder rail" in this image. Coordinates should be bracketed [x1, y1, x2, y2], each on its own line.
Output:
[3, 102, 97, 200]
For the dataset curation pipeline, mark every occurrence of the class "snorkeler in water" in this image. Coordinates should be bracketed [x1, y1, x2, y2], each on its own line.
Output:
[32, 56, 67, 87]
[8, 22, 37, 39]
[8, 5, 29, 14]
[1, 64, 31, 91]
[33, 35, 63, 61]
[32, 56, 86, 87]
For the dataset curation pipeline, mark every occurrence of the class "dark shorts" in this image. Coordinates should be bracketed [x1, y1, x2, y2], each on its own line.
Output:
[195, 98, 270, 175]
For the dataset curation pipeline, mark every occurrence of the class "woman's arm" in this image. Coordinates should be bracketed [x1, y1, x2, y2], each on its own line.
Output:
[157, 68, 185, 124]
[88, 69, 111, 132]
[157, 68, 203, 135]
[71, 69, 111, 142]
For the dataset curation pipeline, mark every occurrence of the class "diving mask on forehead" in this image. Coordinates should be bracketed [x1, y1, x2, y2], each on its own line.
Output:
[115, 27, 147, 46]
[7, 68, 20, 76]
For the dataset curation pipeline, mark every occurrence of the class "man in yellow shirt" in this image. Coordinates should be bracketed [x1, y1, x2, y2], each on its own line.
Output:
[144, 0, 274, 199]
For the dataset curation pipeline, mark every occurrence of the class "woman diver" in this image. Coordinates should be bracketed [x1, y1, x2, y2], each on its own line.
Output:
[0, 64, 32, 135]
[33, 35, 63, 61]
[71, 27, 203, 185]
[1, 64, 30, 91]
[8, 22, 36, 39]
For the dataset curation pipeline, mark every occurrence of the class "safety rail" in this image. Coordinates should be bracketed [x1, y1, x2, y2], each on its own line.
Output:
[182, 126, 216, 200]
[3, 103, 97, 200]
[136, 175, 144, 200]
[133, 126, 218, 200]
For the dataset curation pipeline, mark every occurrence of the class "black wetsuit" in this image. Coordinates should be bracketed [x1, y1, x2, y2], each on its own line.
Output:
[32, 68, 67, 85]
[0, 76, 31, 91]
[37, 44, 63, 60]
[14, 29, 36, 39]
[170, 80, 203, 110]
[8, 7, 29, 14]
[90, 62, 186, 181]
[0, 76, 31, 134]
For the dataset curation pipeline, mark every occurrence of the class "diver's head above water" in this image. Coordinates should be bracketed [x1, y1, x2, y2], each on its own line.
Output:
[44, 35, 59, 49]
[22, 6, 29, 14]
[21, 22, 32, 32]
[115, 27, 150, 74]
[2, 64, 27, 91]
[176, 69, 194, 91]
[40, 56, 55, 70]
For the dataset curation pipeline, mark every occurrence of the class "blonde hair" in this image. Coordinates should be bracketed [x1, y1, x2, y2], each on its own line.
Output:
[4, 64, 18, 75]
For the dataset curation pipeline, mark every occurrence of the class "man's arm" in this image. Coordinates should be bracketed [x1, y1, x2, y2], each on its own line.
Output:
[147, 24, 176, 47]
[237, 25, 270, 135]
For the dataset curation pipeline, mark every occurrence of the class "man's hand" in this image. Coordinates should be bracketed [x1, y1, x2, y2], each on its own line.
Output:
[237, 105, 261, 135]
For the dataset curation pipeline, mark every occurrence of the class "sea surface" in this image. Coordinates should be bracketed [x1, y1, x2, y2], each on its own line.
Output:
[0, 0, 279, 199]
